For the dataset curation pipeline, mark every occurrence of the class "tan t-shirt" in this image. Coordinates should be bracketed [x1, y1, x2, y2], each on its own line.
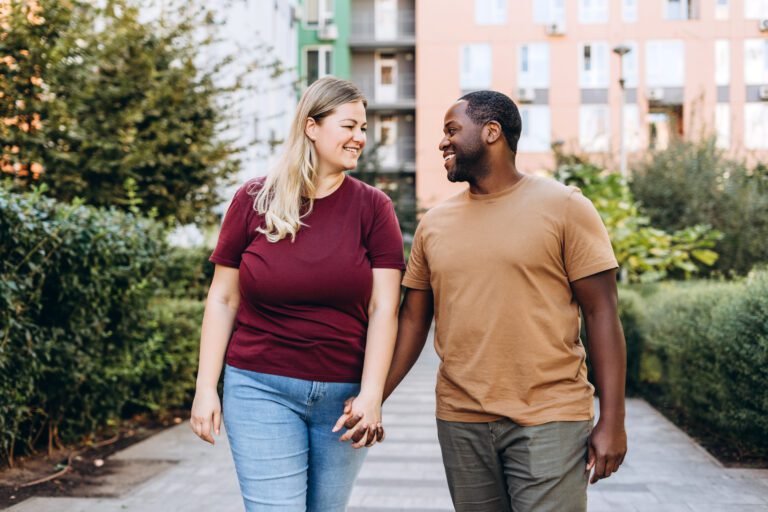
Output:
[403, 174, 618, 425]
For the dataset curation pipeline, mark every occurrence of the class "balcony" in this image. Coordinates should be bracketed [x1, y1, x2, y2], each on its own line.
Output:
[354, 73, 416, 111]
[360, 136, 416, 173]
[349, 10, 415, 48]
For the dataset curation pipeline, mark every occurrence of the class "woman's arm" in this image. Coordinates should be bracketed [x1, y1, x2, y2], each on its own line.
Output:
[334, 268, 401, 448]
[189, 264, 241, 444]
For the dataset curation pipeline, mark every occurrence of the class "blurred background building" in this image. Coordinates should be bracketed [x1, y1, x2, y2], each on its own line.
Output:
[235, 0, 768, 223]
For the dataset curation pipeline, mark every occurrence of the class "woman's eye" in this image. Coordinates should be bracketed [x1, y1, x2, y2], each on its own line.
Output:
[361, 127, 367, 132]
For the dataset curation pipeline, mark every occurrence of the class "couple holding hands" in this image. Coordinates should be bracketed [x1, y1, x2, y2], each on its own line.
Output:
[190, 77, 627, 512]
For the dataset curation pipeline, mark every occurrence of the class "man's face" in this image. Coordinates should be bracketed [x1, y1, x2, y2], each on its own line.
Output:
[439, 101, 487, 184]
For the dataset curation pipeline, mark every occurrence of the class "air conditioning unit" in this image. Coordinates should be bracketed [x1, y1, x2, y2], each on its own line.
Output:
[647, 88, 665, 102]
[759, 18, 768, 32]
[318, 20, 338, 41]
[517, 88, 536, 103]
[759, 84, 768, 101]
[545, 21, 565, 36]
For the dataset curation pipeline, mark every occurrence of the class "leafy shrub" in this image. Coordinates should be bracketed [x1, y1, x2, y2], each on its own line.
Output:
[160, 247, 214, 301]
[638, 274, 768, 458]
[0, 186, 202, 466]
[631, 138, 768, 275]
[554, 159, 721, 283]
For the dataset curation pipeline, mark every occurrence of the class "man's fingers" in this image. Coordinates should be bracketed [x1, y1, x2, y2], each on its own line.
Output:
[591, 455, 606, 484]
[376, 425, 385, 442]
[351, 424, 368, 444]
[352, 427, 371, 449]
[365, 427, 377, 447]
[586, 443, 596, 471]
[344, 414, 363, 430]
[343, 397, 355, 414]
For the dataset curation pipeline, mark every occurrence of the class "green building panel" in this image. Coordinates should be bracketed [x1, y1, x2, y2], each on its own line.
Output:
[297, 0, 351, 86]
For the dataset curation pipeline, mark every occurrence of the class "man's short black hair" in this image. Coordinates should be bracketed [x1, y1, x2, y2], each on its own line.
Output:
[458, 90, 522, 152]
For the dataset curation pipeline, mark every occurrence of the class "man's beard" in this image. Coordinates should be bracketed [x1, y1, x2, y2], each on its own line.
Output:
[447, 142, 489, 184]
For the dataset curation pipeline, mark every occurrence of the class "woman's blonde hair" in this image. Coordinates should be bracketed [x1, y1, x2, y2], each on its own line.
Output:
[252, 76, 367, 243]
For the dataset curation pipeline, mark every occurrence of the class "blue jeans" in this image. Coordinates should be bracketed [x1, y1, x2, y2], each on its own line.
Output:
[223, 364, 367, 512]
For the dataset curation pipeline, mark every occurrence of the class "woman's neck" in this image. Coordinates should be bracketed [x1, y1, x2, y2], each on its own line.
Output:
[313, 170, 346, 199]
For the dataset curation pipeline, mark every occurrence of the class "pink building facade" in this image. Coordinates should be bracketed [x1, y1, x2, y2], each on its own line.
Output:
[415, 0, 768, 208]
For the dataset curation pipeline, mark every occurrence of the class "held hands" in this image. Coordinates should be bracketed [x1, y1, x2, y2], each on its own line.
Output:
[586, 417, 627, 484]
[332, 394, 385, 448]
[189, 387, 222, 445]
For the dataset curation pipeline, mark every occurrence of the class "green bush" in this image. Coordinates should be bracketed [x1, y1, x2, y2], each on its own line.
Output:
[0, 186, 202, 466]
[638, 274, 768, 458]
[160, 247, 214, 301]
[617, 288, 645, 394]
[631, 138, 768, 275]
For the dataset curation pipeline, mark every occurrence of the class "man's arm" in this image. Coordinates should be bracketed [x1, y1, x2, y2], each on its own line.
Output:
[335, 287, 434, 441]
[570, 268, 627, 484]
[383, 287, 435, 400]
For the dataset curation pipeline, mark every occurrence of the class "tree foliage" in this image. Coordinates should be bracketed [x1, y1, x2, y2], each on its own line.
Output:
[0, 0, 272, 224]
[631, 137, 768, 275]
[554, 150, 721, 283]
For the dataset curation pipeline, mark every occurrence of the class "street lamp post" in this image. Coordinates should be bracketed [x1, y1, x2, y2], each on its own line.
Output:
[613, 45, 631, 180]
[613, 45, 631, 282]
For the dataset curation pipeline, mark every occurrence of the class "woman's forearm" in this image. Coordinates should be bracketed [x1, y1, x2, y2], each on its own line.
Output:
[196, 296, 239, 390]
[358, 308, 398, 400]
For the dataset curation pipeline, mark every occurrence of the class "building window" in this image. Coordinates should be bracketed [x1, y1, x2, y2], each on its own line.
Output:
[664, 0, 700, 20]
[476, 0, 507, 25]
[579, 42, 609, 88]
[745, 0, 768, 19]
[533, 0, 566, 26]
[304, 0, 334, 27]
[646, 40, 685, 87]
[580, 105, 610, 152]
[744, 39, 768, 85]
[305, 46, 333, 85]
[622, 0, 637, 22]
[745, 104, 768, 150]
[460, 44, 492, 91]
[578, 0, 608, 24]
[715, 40, 730, 86]
[518, 106, 551, 152]
[716, 104, 730, 149]
[518, 43, 549, 88]
[715, 0, 729, 20]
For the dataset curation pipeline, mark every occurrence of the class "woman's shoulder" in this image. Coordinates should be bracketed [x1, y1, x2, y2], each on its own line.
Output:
[345, 174, 392, 207]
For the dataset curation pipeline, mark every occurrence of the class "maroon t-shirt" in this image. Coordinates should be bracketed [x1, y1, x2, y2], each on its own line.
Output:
[210, 175, 405, 382]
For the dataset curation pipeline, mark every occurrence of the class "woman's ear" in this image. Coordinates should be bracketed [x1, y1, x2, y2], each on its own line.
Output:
[305, 117, 318, 142]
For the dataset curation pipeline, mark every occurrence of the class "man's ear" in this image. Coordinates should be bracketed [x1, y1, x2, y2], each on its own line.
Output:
[484, 121, 502, 144]
[305, 117, 318, 142]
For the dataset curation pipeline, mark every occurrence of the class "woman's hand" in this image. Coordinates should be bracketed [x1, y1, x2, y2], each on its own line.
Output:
[189, 387, 222, 445]
[333, 394, 385, 448]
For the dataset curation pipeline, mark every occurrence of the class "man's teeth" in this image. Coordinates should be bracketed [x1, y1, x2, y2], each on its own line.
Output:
[444, 154, 455, 161]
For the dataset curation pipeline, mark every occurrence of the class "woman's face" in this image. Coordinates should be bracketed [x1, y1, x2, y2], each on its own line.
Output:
[306, 100, 367, 172]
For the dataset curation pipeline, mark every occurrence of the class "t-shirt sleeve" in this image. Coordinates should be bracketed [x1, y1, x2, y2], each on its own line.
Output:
[563, 189, 619, 282]
[402, 220, 431, 290]
[209, 186, 254, 268]
[367, 193, 406, 270]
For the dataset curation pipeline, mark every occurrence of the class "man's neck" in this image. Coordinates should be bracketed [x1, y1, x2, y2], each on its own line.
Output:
[468, 160, 523, 196]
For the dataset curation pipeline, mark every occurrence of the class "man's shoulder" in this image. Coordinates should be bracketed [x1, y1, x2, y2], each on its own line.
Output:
[419, 189, 468, 223]
[524, 173, 578, 200]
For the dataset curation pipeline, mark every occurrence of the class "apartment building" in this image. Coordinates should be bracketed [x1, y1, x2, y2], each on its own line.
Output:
[298, 0, 417, 233]
[416, 0, 768, 208]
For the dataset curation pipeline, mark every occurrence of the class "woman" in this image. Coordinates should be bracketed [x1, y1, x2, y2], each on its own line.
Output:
[189, 77, 404, 511]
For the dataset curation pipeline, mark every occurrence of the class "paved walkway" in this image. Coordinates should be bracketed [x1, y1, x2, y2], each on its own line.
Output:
[8, 347, 768, 512]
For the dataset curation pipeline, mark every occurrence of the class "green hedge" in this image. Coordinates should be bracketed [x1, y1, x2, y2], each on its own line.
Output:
[634, 275, 768, 458]
[159, 246, 214, 301]
[0, 187, 202, 466]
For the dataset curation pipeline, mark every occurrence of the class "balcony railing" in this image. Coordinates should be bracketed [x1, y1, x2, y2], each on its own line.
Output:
[354, 73, 416, 105]
[350, 10, 415, 42]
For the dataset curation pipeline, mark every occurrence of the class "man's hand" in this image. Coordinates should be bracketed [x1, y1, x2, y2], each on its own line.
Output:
[332, 396, 385, 448]
[586, 417, 627, 484]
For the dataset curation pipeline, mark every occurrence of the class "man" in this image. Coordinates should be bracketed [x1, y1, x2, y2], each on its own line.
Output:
[342, 91, 627, 512]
